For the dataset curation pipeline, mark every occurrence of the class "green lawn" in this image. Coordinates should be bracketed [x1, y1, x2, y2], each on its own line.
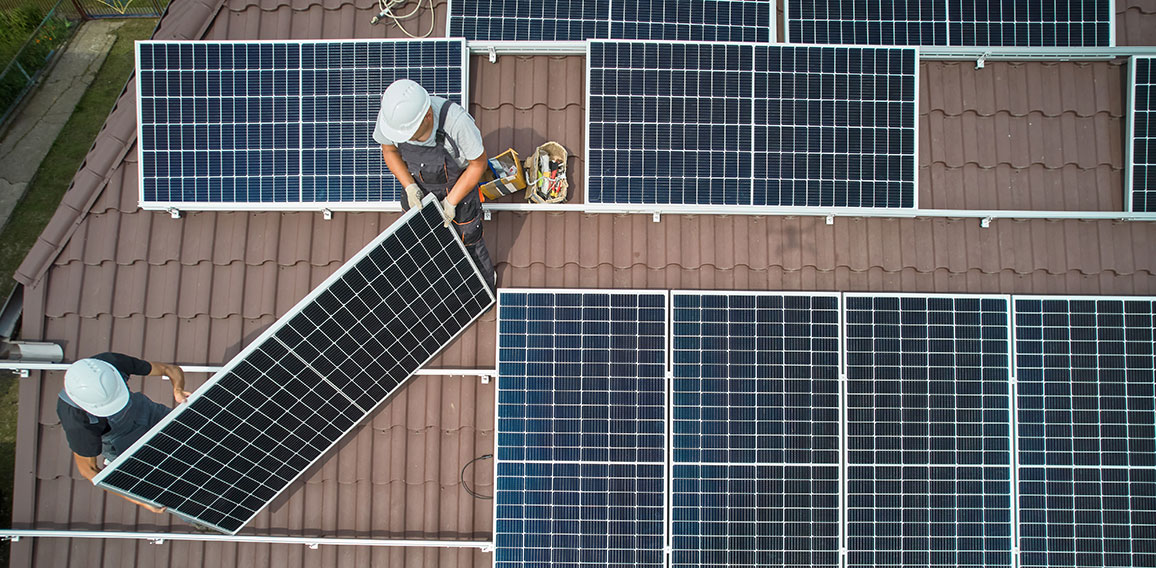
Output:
[0, 18, 157, 568]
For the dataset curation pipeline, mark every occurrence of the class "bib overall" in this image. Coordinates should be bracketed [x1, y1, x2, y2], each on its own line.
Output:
[397, 102, 496, 290]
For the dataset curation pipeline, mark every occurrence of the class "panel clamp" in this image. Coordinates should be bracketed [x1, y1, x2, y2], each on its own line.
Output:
[481, 542, 496, 553]
[484, 208, 491, 221]
[166, 208, 181, 219]
[488, 46, 497, 63]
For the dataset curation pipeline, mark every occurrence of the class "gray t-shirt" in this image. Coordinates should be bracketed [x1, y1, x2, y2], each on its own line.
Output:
[373, 96, 485, 169]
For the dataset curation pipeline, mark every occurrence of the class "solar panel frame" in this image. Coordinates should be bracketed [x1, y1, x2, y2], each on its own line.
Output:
[1129, 56, 1155, 213]
[135, 39, 468, 212]
[842, 292, 1015, 568]
[584, 40, 919, 210]
[784, 0, 1114, 46]
[92, 196, 496, 533]
[493, 289, 669, 568]
[669, 291, 843, 568]
[1012, 295, 1156, 568]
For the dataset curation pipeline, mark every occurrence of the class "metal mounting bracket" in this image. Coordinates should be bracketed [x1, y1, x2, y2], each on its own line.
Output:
[484, 208, 491, 221]
[980, 216, 993, 228]
[488, 46, 497, 63]
[322, 208, 333, 220]
[976, 52, 990, 69]
[652, 211, 661, 223]
[825, 214, 835, 225]
[306, 543, 319, 550]
[481, 374, 494, 385]
[166, 208, 181, 219]
[148, 538, 165, 545]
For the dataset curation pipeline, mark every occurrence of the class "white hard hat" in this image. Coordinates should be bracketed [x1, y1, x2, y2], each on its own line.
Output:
[376, 79, 431, 141]
[65, 358, 130, 417]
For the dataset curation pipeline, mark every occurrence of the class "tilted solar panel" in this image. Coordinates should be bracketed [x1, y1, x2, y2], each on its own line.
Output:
[447, 0, 773, 42]
[844, 294, 1014, 568]
[670, 292, 841, 568]
[136, 39, 466, 209]
[785, 0, 1112, 46]
[93, 197, 495, 533]
[1014, 297, 1156, 568]
[494, 290, 667, 568]
[1131, 57, 1155, 213]
[586, 41, 917, 208]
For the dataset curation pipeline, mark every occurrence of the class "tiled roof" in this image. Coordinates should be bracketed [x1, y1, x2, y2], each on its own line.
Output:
[11, 1, 1156, 567]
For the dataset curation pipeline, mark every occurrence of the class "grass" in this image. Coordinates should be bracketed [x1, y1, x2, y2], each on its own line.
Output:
[0, 17, 157, 567]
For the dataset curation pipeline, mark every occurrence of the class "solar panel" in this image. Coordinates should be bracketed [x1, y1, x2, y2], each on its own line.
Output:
[494, 290, 667, 567]
[670, 292, 841, 567]
[93, 197, 495, 533]
[1131, 57, 1155, 213]
[844, 294, 1013, 568]
[136, 39, 466, 209]
[785, 0, 1112, 46]
[447, 0, 773, 42]
[586, 41, 917, 208]
[1014, 297, 1156, 568]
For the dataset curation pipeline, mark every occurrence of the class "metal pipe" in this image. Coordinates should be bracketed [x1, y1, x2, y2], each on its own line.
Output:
[0, 530, 492, 550]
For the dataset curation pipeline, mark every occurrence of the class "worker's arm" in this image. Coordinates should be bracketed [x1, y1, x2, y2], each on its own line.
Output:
[74, 453, 166, 514]
[381, 144, 416, 187]
[146, 361, 190, 405]
[446, 154, 489, 206]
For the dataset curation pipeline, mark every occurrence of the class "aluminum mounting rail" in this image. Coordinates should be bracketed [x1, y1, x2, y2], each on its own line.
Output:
[0, 530, 493, 550]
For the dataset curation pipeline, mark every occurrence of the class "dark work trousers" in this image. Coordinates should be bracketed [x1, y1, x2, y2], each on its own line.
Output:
[397, 103, 496, 291]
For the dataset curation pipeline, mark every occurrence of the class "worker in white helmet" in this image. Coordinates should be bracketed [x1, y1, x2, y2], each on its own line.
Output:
[373, 78, 496, 290]
[57, 352, 190, 513]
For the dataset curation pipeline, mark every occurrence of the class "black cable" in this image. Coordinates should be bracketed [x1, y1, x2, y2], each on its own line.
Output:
[460, 453, 493, 500]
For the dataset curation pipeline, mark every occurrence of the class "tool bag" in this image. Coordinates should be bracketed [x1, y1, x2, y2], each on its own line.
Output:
[523, 141, 569, 204]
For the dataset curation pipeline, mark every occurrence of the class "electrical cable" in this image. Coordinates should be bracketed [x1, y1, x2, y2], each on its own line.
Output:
[371, 0, 435, 38]
[460, 453, 493, 500]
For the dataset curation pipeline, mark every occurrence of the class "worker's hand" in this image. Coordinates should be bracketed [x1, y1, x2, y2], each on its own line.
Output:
[441, 198, 456, 228]
[404, 183, 423, 209]
[141, 502, 167, 514]
[174, 388, 191, 405]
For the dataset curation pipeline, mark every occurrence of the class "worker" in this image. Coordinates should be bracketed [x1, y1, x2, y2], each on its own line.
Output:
[57, 352, 190, 513]
[373, 78, 496, 290]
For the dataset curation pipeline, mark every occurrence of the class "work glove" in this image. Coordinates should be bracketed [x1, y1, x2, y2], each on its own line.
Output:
[404, 183, 423, 209]
[441, 198, 456, 228]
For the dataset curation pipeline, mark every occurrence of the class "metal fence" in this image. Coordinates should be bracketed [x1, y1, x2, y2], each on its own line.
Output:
[0, 0, 78, 127]
[72, 0, 166, 19]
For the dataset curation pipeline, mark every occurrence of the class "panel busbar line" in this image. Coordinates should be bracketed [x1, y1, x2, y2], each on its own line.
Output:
[1014, 297, 1156, 568]
[447, 0, 773, 42]
[843, 294, 1014, 568]
[136, 39, 466, 210]
[785, 0, 1113, 46]
[670, 292, 841, 568]
[1131, 57, 1155, 213]
[586, 41, 917, 209]
[93, 196, 495, 534]
[494, 290, 667, 568]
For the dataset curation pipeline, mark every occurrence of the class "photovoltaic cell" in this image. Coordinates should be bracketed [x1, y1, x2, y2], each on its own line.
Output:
[587, 42, 917, 208]
[786, 0, 950, 45]
[671, 293, 841, 567]
[494, 290, 667, 567]
[1014, 297, 1156, 568]
[844, 294, 1013, 568]
[1131, 57, 1155, 213]
[136, 40, 465, 208]
[94, 197, 494, 533]
[786, 0, 1112, 46]
[448, 0, 773, 42]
